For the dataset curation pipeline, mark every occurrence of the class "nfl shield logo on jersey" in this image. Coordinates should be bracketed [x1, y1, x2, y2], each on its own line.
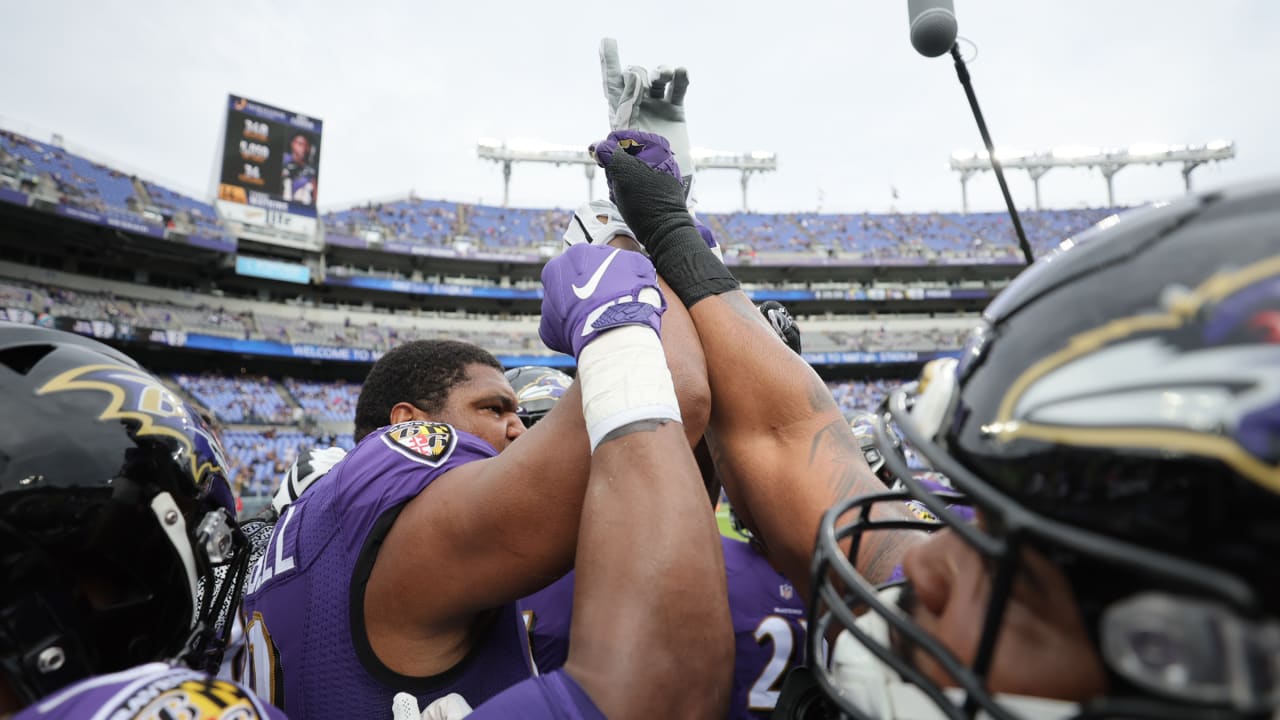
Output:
[382, 421, 458, 467]
[779, 583, 794, 600]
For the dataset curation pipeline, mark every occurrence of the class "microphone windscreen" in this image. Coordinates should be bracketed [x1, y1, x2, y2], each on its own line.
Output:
[908, 0, 958, 57]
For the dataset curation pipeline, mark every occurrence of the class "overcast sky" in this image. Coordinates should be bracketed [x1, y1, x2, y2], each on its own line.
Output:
[2, 1, 1274, 215]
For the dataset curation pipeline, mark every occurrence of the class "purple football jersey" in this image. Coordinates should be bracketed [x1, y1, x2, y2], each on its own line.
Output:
[723, 537, 807, 720]
[239, 421, 536, 718]
[518, 571, 575, 673]
[469, 670, 603, 719]
[515, 538, 806, 718]
[13, 662, 286, 719]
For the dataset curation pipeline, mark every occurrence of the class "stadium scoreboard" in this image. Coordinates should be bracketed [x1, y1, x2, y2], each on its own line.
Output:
[215, 95, 323, 241]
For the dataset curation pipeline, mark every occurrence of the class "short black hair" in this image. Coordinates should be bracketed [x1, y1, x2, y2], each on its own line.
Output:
[353, 339, 503, 442]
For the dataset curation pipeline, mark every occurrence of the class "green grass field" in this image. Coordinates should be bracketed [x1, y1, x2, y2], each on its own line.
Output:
[715, 505, 749, 543]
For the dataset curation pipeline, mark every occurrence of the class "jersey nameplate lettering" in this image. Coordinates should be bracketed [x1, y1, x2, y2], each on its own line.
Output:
[381, 421, 458, 467]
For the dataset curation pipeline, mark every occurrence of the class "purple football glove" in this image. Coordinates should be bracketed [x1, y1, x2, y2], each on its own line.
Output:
[589, 130, 683, 197]
[539, 244, 665, 359]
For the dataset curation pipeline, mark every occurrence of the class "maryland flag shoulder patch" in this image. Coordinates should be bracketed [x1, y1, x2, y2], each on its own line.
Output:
[381, 421, 458, 467]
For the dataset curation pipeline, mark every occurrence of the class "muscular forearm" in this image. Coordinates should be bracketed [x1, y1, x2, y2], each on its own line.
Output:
[656, 276, 710, 446]
[691, 291, 922, 592]
[566, 421, 732, 718]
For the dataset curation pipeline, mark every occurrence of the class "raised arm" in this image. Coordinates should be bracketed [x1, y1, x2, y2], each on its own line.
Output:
[469, 243, 732, 719]
[364, 251, 710, 676]
[593, 132, 924, 597]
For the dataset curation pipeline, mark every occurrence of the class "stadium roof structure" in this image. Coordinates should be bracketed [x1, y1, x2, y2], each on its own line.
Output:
[949, 140, 1236, 211]
[691, 147, 778, 211]
[477, 138, 596, 207]
[476, 139, 778, 210]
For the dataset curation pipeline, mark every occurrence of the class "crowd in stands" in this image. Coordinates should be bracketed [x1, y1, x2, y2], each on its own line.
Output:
[2, 127, 1121, 262]
[284, 378, 360, 423]
[142, 181, 224, 238]
[325, 197, 459, 246]
[323, 198, 1120, 263]
[827, 379, 904, 418]
[808, 326, 967, 352]
[702, 208, 1124, 263]
[1, 130, 144, 221]
[176, 372, 904, 502]
[174, 373, 295, 425]
[1, 276, 970, 357]
[222, 429, 356, 498]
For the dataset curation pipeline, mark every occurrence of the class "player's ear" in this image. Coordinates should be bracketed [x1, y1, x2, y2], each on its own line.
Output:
[389, 402, 423, 426]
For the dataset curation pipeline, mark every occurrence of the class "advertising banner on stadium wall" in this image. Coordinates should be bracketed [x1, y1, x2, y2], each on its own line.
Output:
[325, 275, 542, 299]
[217, 95, 322, 219]
[56, 205, 166, 238]
[186, 234, 238, 253]
[235, 256, 312, 285]
[16, 313, 953, 369]
[801, 350, 962, 365]
[323, 275, 990, 304]
[0, 188, 28, 207]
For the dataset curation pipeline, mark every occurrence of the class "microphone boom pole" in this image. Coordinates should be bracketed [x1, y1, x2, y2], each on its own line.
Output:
[949, 44, 1034, 264]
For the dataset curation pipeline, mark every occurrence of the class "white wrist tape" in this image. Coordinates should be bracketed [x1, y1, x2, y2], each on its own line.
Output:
[577, 325, 681, 452]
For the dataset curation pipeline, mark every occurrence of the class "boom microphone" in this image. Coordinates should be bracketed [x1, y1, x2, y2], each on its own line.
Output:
[907, 0, 1034, 263]
[908, 0, 958, 57]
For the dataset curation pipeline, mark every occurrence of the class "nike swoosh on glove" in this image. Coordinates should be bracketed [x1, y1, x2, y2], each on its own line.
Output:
[539, 244, 665, 359]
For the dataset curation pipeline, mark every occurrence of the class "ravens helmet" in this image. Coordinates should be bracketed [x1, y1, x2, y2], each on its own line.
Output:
[809, 182, 1280, 719]
[504, 366, 573, 428]
[849, 411, 899, 487]
[0, 324, 244, 704]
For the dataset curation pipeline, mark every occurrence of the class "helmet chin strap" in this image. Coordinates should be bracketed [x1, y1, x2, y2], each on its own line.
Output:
[150, 492, 200, 627]
[830, 586, 1081, 720]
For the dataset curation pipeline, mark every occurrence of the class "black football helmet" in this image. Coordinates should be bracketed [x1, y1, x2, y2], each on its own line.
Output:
[809, 182, 1280, 719]
[0, 324, 244, 704]
[849, 412, 901, 487]
[505, 366, 573, 428]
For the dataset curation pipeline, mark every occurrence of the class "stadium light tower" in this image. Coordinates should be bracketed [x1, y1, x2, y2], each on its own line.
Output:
[692, 147, 779, 211]
[949, 140, 1236, 211]
[476, 139, 596, 207]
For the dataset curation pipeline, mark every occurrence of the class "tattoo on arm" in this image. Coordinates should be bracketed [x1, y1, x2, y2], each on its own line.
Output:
[808, 419, 866, 503]
[809, 419, 916, 582]
[806, 375, 836, 413]
[598, 418, 674, 446]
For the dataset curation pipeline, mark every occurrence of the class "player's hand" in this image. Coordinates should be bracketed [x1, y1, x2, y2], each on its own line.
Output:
[600, 38, 694, 193]
[759, 301, 802, 354]
[562, 196, 721, 261]
[539, 244, 665, 358]
[392, 692, 473, 720]
[561, 199, 639, 250]
[589, 132, 696, 256]
[272, 445, 347, 515]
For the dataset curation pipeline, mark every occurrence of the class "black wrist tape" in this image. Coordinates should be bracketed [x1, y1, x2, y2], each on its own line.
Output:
[649, 225, 740, 308]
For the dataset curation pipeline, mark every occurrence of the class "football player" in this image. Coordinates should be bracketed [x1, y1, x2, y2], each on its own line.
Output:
[460, 242, 732, 717]
[0, 324, 283, 719]
[240, 291, 710, 713]
[594, 128, 926, 600]
[804, 181, 1280, 719]
[515, 407, 807, 720]
[503, 365, 573, 429]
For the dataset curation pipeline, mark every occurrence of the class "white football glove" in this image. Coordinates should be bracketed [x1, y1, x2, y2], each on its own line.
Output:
[562, 199, 722, 261]
[599, 38, 694, 188]
[562, 199, 636, 248]
[272, 445, 348, 514]
[392, 692, 473, 720]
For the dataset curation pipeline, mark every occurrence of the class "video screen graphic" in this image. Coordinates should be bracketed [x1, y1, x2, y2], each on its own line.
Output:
[218, 95, 322, 218]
